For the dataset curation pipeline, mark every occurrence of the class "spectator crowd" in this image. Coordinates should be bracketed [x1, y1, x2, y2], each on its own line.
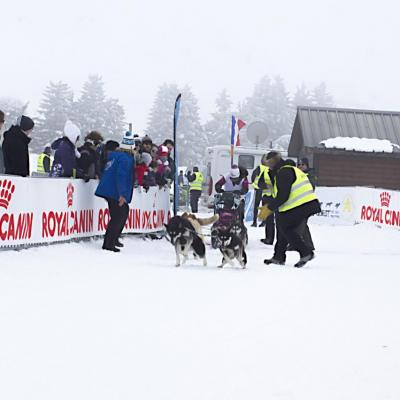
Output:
[0, 111, 175, 191]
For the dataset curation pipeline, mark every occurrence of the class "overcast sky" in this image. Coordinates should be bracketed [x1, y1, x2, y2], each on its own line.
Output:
[1, 0, 400, 133]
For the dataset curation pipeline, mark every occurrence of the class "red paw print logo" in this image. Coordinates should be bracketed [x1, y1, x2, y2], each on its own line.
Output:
[67, 183, 74, 208]
[0, 179, 16, 210]
[380, 192, 391, 208]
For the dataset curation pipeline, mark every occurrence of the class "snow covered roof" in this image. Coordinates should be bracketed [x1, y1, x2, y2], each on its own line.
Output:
[320, 137, 400, 153]
[288, 106, 400, 156]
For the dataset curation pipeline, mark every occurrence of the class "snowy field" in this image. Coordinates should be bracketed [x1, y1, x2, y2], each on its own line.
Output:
[1, 222, 400, 400]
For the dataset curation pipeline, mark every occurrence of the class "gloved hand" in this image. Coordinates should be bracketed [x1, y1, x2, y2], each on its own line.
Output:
[257, 205, 273, 221]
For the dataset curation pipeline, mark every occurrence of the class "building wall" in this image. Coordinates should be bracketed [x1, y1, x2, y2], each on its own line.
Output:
[314, 152, 400, 190]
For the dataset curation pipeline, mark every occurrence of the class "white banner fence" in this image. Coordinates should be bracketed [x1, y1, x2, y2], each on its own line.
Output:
[0, 175, 171, 249]
[312, 186, 400, 229]
[1, 176, 399, 249]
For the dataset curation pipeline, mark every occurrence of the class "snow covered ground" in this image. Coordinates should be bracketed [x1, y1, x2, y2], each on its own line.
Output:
[1, 222, 400, 400]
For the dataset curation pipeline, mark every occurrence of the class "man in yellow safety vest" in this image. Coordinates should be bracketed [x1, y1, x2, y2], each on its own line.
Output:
[258, 153, 321, 268]
[187, 166, 204, 213]
[257, 152, 278, 244]
[37, 146, 52, 175]
[251, 154, 270, 227]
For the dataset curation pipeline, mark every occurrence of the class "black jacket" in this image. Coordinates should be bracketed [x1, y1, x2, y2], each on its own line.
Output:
[267, 162, 320, 220]
[77, 142, 98, 178]
[2, 125, 31, 177]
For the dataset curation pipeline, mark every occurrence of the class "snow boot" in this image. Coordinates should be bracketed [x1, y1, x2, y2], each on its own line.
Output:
[264, 257, 285, 265]
[102, 246, 120, 253]
[260, 238, 274, 245]
[294, 252, 315, 268]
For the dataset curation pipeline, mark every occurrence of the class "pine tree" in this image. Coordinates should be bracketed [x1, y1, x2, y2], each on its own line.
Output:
[204, 89, 233, 146]
[103, 97, 126, 140]
[146, 83, 180, 143]
[74, 75, 125, 141]
[75, 75, 107, 136]
[292, 83, 313, 107]
[241, 75, 292, 143]
[270, 76, 293, 138]
[177, 85, 206, 167]
[312, 82, 334, 107]
[242, 75, 274, 124]
[0, 97, 29, 129]
[34, 81, 73, 152]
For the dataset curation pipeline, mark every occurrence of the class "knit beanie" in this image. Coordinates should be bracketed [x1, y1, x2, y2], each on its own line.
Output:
[229, 165, 240, 178]
[18, 115, 35, 131]
[63, 120, 81, 144]
[159, 145, 169, 158]
[142, 135, 152, 144]
[141, 152, 152, 166]
[120, 131, 135, 150]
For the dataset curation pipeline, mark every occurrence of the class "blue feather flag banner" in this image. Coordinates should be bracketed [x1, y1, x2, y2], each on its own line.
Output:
[230, 115, 236, 166]
[173, 93, 182, 216]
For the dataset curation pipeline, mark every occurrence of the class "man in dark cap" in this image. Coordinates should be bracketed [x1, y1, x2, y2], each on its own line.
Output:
[258, 152, 321, 268]
[2, 115, 34, 177]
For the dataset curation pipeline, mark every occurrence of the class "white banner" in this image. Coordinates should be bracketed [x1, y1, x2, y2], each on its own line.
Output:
[0, 176, 171, 248]
[312, 186, 400, 230]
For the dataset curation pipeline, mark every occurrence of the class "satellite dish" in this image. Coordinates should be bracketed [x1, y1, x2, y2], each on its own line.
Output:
[246, 121, 269, 146]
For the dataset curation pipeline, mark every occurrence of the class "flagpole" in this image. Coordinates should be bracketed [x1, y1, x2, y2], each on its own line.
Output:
[173, 94, 182, 216]
[230, 115, 236, 167]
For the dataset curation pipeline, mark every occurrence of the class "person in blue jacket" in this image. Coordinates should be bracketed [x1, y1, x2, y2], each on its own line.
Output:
[95, 131, 136, 252]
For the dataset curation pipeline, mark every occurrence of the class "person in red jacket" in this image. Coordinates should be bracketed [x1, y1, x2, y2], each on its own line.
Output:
[135, 152, 152, 187]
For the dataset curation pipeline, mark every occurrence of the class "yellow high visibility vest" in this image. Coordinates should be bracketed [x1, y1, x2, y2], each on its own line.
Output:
[189, 172, 204, 191]
[253, 164, 268, 190]
[37, 153, 51, 174]
[273, 166, 317, 212]
[261, 166, 273, 197]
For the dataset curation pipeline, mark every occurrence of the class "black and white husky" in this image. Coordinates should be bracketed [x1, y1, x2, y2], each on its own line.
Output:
[215, 226, 247, 269]
[165, 216, 207, 267]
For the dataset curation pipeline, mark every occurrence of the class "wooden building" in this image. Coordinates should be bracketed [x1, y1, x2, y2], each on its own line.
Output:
[288, 106, 400, 190]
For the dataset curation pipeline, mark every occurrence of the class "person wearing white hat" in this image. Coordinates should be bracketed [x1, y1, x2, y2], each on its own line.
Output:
[214, 164, 249, 221]
[50, 120, 82, 177]
[214, 164, 249, 195]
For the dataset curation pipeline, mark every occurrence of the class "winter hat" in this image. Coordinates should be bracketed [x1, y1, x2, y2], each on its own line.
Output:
[85, 130, 104, 145]
[63, 120, 81, 144]
[142, 135, 152, 144]
[229, 164, 240, 179]
[104, 140, 119, 152]
[266, 151, 280, 160]
[141, 152, 152, 166]
[120, 131, 135, 150]
[159, 145, 169, 158]
[299, 157, 310, 167]
[18, 115, 35, 132]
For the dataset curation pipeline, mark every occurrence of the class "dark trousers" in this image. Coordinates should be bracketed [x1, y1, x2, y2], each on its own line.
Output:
[253, 189, 263, 224]
[295, 218, 315, 250]
[264, 213, 275, 242]
[103, 198, 129, 249]
[273, 212, 313, 262]
[190, 190, 201, 213]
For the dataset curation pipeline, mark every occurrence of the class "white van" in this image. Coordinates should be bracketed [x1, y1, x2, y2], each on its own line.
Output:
[203, 145, 288, 206]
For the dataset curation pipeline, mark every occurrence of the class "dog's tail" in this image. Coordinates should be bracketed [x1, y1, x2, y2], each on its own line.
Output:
[197, 215, 219, 226]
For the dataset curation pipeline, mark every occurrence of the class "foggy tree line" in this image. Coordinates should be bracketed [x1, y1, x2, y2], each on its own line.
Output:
[0, 75, 125, 153]
[146, 77, 334, 165]
[0, 74, 334, 164]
